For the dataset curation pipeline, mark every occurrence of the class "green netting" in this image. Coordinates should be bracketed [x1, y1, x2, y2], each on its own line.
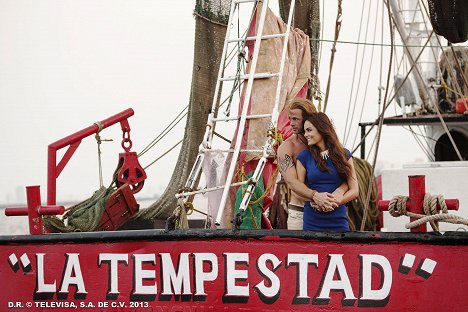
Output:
[44, 186, 115, 232]
[234, 171, 264, 229]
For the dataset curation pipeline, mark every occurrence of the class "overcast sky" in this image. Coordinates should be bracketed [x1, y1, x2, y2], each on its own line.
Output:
[0, 0, 430, 205]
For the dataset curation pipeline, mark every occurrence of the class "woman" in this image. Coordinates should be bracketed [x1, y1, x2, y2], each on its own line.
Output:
[296, 112, 359, 231]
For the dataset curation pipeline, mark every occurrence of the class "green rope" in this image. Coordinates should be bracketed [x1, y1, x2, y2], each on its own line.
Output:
[44, 185, 116, 233]
[234, 171, 264, 229]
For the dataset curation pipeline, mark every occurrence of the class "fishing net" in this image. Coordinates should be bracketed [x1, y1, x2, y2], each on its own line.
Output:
[44, 186, 116, 232]
[137, 0, 228, 221]
[427, 0, 468, 43]
[194, 0, 230, 25]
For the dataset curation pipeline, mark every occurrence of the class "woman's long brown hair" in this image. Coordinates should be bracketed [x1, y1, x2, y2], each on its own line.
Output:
[305, 112, 351, 181]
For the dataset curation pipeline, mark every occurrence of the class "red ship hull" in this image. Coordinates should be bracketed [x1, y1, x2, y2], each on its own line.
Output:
[1, 230, 467, 311]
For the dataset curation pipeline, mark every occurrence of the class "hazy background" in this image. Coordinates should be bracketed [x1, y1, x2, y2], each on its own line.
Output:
[0, 0, 427, 212]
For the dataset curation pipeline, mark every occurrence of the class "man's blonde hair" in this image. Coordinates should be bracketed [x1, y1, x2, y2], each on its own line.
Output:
[288, 98, 317, 118]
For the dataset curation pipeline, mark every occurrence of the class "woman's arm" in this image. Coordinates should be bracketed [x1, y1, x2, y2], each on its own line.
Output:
[331, 182, 348, 204]
[340, 158, 359, 204]
[296, 161, 337, 211]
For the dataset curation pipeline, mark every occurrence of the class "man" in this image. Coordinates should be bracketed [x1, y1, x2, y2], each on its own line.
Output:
[277, 98, 346, 229]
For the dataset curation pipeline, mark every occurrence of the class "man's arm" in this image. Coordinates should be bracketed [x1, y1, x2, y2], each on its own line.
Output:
[277, 142, 316, 200]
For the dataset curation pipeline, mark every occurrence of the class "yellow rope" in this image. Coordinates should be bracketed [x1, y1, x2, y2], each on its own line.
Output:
[441, 80, 465, 98]
[441, 80, 468, 113]
[183, 201, 208, 216]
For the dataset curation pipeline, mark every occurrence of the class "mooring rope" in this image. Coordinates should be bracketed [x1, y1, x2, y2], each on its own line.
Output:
[388, 194, 468, 231]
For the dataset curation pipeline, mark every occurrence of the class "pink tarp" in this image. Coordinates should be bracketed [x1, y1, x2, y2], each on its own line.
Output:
[229, 5, 311, 228]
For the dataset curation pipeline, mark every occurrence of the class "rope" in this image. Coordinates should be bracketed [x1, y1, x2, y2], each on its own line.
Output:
[183, 201, 208, 217]
[388, 193, 468, 231]
[323, 0, 342, 112]
[143, 139, 183, 170]
[351, 31, 434, 157]
[360, 1, 394, 231]
[342, 0, 369, 143]
[223, 2, 257, 117]
[94, 121, 112, 188]
[173, 199, 189, 230]
[348, 1, 381, 148]
[138, 105, 187, 157]
[44, 184, 116, 233]
[192, 10, 228, 27]
[240, 127, 283, 207]
[310, 38, 451, 48]
[346, 158, 379, 231]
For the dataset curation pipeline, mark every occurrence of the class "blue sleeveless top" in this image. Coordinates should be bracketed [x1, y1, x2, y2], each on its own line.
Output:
[296, 148, 352, 231]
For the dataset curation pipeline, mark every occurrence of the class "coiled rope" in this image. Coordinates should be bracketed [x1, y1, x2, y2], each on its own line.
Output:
[388, 194, 468, 231]
[347, 157, 379, 231]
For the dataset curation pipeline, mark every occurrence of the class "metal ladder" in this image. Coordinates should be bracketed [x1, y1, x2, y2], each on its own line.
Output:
[177, 0, 296, 227]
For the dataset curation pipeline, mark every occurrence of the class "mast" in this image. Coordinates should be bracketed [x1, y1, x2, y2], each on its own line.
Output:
[388, 0, 438, 113]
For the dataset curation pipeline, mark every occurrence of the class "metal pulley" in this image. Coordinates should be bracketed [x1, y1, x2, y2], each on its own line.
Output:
[113, 120, 147, 193]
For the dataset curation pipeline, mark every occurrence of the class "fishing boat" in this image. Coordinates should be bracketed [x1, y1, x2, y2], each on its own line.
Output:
[1, 0, 468, 311]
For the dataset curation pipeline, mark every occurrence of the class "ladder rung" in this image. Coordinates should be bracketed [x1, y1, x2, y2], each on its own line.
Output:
[201, 148, 264, 153]
[234, 0, 257, 3]
[228, 33, 287, 43]
[175, 180, 250, 198]
[212, 113, 272, 122]
[220, 72, 279, 81]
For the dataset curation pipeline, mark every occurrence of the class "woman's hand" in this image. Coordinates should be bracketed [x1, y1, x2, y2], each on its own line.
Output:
[312, 192, 339, 212]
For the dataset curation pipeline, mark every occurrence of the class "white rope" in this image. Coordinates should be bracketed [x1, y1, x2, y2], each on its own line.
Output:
[388, 193, 468, 231]
[94, 121, 112, 188]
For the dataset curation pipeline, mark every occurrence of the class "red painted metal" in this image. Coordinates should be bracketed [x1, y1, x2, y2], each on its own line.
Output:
[455, 97, 468, 113]
[97, 184, 139, 231]
[0, 233, 467, 311]
[409, 176, 427, 232]
[113, 118, 147, 194]
[378, 175, 459, 232]
[47, 109, 135, 205]
[4, 186, 64, 235]
[114, 152, 147, 194]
